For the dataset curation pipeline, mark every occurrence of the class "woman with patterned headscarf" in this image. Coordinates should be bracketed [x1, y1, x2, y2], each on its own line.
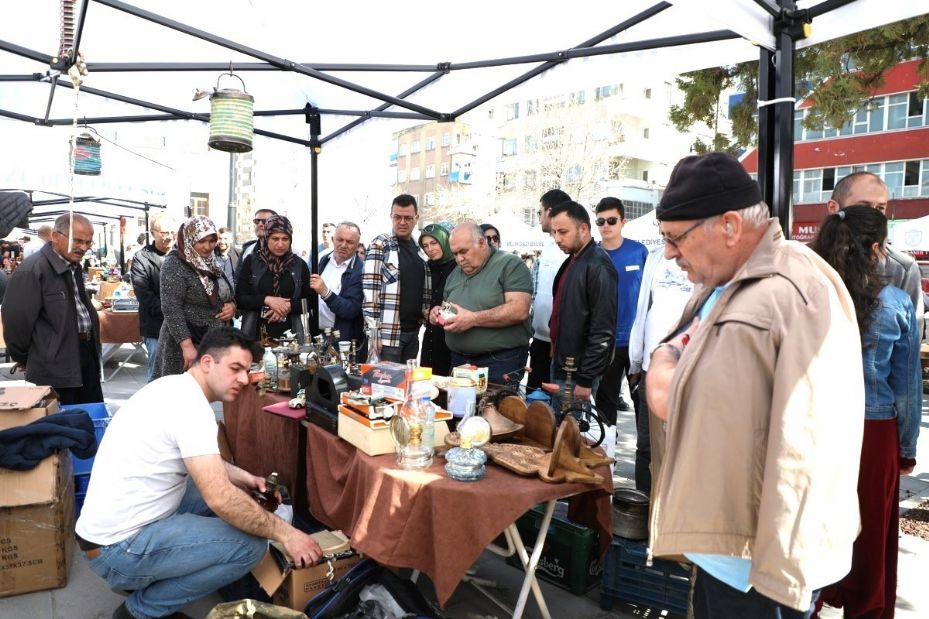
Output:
[419, 222, 456, 375]
[236, 214, 312, 341]
[152, 215, 236, 380]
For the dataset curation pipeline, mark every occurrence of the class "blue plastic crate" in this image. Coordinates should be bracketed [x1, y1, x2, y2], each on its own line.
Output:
[600, 537, 691, 615]
[75, 492, 87, 520]
[60, 403, 111, 475]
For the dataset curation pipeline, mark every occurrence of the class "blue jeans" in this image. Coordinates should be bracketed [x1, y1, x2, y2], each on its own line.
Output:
[380, 328, 421, 364]
[144, 337, 159, 383]
[450, 345, 529, 386]
[693, 567, 820, 618]
[548, 361, 602, 416]
[87, 481, 267, 619]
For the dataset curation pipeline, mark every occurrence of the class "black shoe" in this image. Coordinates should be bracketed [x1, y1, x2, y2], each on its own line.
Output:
[112, 602, 134, 619]
[618, 396, 632, 412]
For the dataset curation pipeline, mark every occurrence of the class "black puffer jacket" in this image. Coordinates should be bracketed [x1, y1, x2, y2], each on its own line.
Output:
[550, 239, 618, 388]
[130, 244, 168, 339]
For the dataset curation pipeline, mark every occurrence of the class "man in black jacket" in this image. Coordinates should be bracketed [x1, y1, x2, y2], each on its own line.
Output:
[240, 208, 277, 261]
[131, 211, 177, 381]
[548, 201, 618, 452]
[310, 222, 366, 355]
[3, 213, 103, 404]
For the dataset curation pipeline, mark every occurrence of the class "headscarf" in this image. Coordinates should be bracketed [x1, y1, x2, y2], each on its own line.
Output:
[420, 222, 454, 264]
[258, 214, 295, 294]
[176, 215, 224, 303]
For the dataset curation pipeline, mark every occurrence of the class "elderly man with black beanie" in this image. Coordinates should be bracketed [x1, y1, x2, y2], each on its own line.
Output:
[645, 152, 866, 618]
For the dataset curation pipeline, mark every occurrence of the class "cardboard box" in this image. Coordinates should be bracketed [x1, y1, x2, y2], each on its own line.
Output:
[337, 407, 450, 456]
[252, 530, 363, 611]
[0, 386, 60, 507]
[452, 365, 489, 393]
[0, 453, 75, 598]
[360, 362, 431, 400]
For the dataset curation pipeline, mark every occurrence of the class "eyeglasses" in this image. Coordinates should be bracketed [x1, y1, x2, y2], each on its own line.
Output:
[595, 217, 620, 227]
[253, 218, 269, 224]
[392, 215, 417, 223]
[485, 235, 500, 243]
[54, 230, 94, 248]
[661, 218, 707, 249]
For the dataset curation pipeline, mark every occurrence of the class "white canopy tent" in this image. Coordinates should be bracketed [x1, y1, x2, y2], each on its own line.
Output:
[622, 209, 665, 251]
[892, 215, 929, 253]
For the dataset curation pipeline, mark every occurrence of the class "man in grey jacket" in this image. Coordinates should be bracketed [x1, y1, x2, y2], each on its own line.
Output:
[826, 171, 924, 332]
[3, 213, 103, 404]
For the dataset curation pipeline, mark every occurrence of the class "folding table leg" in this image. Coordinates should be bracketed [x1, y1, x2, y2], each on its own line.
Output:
[510, 499, 555, 619]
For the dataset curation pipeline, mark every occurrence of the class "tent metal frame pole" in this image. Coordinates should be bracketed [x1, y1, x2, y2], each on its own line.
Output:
[323, 71, 447, 144]
[71, 0, 91, 62]
[757, 47, 776, 218]
[807, 0, 857, 19]
[771, 2, 797, 238]
[0, 39, 52, 64]
[307, 105, 321, 336]
[92, 0, 444, 120]
[86, 61, 439, 73]
[452, 1, 674, 117]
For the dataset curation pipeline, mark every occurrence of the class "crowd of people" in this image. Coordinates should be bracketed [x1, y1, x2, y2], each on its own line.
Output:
[0, 152, 921, 619]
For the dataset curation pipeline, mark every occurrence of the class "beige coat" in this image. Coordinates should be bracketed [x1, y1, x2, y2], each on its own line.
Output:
[649, 219, 865, 610]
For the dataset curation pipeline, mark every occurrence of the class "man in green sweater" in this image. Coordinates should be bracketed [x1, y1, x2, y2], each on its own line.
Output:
[428, 222, 533, 385]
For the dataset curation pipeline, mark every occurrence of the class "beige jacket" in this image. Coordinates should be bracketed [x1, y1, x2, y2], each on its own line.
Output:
[649, 220, 865, 610]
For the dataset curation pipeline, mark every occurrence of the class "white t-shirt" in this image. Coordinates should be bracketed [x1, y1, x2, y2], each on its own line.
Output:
[641, 257, 693, 372]
[76, 373, 220, 546]
[531, 237, 566, 341]
[318, 256, 349, 329]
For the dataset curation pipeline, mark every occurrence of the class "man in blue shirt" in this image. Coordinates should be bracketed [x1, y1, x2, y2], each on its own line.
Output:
[593, 197, 648, 444]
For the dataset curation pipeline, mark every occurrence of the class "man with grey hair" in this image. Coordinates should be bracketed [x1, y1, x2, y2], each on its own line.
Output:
[646, 153, 865, 617]
[132, 210, 178, 381]
[23, 224, 53, 259]
[310, 221, 365, 349]
[3, 213, 103, 403]
[428, 222, 533, 385]
[825, 170, 923, 332]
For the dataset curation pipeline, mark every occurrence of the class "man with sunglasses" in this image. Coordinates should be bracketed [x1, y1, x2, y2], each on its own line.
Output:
[3, 213, 104, 404]
[241, 208, 278, 261]
[362, 194, 431, 362]
[593, 198, 648, 450]
[646, 153, 864, 618]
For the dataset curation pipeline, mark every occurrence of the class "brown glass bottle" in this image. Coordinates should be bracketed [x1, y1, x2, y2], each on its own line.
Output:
[253, 472, 280, 512]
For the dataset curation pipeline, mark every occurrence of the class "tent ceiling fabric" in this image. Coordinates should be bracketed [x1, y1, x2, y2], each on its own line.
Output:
[1, 1, 925, 145]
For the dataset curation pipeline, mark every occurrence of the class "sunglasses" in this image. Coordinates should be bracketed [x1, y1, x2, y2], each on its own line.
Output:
[485, 235, 500, 243]
[595, 216, 620, 226]
[253, 218, 269, 224]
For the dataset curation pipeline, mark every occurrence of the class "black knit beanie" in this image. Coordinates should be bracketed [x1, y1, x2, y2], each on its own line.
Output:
[657, 152, 762, 221]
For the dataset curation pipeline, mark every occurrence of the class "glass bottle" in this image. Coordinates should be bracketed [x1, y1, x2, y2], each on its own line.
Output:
[396, 360, 433, 469]
[420, 395, 436, 449]
[263, 347, 278, 391]
[366, 325, 380, 364]
[253, 472, 281, 511]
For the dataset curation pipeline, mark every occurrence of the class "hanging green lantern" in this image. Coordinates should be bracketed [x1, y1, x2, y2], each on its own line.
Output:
[208, 72, 254, 153]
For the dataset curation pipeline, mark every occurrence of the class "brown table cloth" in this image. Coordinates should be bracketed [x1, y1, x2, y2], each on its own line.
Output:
[223, 389, 304, 506]
[305, 424, 613, 607]
[97, 310, 141, 344]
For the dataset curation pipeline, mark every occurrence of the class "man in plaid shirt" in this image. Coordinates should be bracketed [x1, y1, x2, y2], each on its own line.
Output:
[362, 194, 431, 362]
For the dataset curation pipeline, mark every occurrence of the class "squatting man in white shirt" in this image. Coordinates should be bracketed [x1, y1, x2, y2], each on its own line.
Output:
[76, 327, 322, 619]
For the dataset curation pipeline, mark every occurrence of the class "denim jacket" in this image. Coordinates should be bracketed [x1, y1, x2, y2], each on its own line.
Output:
[862, 285, 921, 459]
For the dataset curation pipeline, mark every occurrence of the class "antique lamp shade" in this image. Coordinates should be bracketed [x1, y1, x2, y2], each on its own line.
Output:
[208, 73, 254, 153]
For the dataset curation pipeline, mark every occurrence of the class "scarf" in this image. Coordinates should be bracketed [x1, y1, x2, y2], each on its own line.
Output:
[420, 222, 455, 264]
[176, 215, 224, 304]
[258, 214, 295, 295]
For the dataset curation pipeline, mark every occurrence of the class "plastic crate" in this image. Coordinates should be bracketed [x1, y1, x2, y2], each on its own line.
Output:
[506, 502, 601, 595]
[60, 403, 111, 475]
[600, 537, 690, 615]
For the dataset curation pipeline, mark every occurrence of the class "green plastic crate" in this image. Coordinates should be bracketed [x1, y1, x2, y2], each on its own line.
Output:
[506, 502, 602, 595]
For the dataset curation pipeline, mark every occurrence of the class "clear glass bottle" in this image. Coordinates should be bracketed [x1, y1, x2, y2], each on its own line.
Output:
[420, 395, 436, 449]
[263, 347, 278, 391]
[366, 325, 380, 364]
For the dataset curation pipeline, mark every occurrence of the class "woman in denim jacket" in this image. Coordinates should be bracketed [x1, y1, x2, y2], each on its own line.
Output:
[812, 205, 921, 618]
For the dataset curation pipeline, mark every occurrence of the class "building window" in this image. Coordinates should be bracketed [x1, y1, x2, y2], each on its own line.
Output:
[907, 91, 925, 128]
[644, 88, 652, 99]
[190, 192, 209, 217]
[595, 84, 621, 101]
[502, 138, 518, 157]
[887, 93, 908, 130]
[425, 164, 435, 179]
[397, 169, 407, 183]
[496, 171, 512, 192]
[642, 170, 649, 182]
[643, 127, 650, 139]
[398, 142, 408, 156]
[801, 169, 823, 203]
[426, 137, 436, 151]
[523, 170, 538, 191]
[440, 163, 449, 176]
[903, 160, 921, 197]
[505, 102, 520, 121]
[410, 167, 421, 181]
[411, 140, 421, 154]
[442, 133, 450, 147]
[527, 99, 537, 115]
[570, 90, 586, 105]
[525, 135, 537, 153]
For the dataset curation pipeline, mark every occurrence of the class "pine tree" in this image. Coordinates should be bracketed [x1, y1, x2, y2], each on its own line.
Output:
[670, 16, 929, 151]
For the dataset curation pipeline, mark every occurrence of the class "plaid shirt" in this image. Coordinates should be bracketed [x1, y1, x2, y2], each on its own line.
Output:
[362, 232, 431, 348]
[52, 250, 93, 333]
